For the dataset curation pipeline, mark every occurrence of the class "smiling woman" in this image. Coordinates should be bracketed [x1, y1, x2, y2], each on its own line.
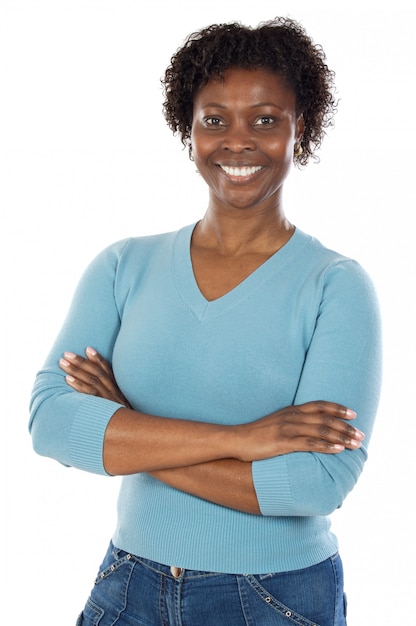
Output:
[29, 17, 382, 626]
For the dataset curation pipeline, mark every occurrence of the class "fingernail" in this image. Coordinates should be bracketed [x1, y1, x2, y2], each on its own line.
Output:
[355, 429, 365, 440]
[86, 347, 97, 356]
[64, 351, 76, 360]
[346, 409, 357, 418]
[66, 375, 75, 383]
[60, 358, 70, 367]
[350, 439, 362, 448]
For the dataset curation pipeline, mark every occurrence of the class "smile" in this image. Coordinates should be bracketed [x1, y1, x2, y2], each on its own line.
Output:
[219, 165, 263, 177]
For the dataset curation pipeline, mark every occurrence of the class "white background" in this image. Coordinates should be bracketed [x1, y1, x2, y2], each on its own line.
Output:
[3, 1, 415, 624]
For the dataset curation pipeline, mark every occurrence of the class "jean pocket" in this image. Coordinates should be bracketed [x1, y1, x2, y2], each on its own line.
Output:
[94, 551, 135, 586]
[77, 599, 104, 626]
[80, 548, 136, 625]
[242, 574, 322, 626]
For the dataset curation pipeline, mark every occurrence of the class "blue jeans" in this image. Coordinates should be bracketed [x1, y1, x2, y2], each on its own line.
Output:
[76, 541, 347, 625]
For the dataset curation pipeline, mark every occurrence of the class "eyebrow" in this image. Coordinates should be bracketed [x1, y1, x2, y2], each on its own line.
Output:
[251, 102, 285, 111]
[199, 102, 285, 112]
[200, 103, 227, 109]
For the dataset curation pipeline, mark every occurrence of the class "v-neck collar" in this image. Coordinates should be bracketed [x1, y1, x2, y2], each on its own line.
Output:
[172, 222, 308, 322]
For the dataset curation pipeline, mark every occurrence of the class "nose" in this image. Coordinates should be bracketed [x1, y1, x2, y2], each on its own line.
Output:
[221, 123, 256, 152]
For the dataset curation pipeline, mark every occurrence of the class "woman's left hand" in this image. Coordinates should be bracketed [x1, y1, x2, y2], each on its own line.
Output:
[59, 347, 132, 408]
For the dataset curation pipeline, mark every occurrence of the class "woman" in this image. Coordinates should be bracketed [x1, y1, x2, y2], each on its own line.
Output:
[30, 18, 382, 625]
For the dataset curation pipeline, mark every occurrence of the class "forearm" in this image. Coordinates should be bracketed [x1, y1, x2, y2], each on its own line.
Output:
[150, 458, 261, 515]
[103, 407, 237, 475]
[103, 401, 359, 476]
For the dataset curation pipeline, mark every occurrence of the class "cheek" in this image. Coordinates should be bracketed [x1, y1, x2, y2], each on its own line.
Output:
[191, 139, 219, 178]
[191, 132, 216, 159]
[269, 139, 295, 172]
[192, 151, 217, 187]
[272, 134, 294, 156]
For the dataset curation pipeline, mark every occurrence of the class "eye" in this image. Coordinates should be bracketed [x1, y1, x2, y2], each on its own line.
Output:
[254, 116, 276, 126]
[204, 117, 224, 126]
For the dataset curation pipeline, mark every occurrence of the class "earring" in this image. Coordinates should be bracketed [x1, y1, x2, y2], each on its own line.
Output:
[294, 143, 303, 157]
[189, 144, 194, 162]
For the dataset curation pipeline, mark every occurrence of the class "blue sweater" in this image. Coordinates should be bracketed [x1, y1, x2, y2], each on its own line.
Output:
[30, 224, 382, 574]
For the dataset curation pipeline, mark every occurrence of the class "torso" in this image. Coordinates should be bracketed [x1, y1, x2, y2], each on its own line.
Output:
[190, 246, 276, 301]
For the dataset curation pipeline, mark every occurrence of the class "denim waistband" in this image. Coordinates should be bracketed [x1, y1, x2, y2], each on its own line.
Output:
[112, 543, 224, 580]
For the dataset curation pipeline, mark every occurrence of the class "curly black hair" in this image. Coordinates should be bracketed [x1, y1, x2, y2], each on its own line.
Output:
[162, 17, 337, 166]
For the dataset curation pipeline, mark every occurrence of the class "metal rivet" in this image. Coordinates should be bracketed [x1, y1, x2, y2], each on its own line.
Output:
[265, 597, 271, 603]
[110, 565, 115, 571]
[126, 554, 131, 560]
[101, 573, 105, 579]
[285, 611, 292, 617]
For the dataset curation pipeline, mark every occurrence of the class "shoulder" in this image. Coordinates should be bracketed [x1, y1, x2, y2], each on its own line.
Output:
[101, 228, 179, 260]
[294, 228, 351, 266]
[295, 228, 375, 283]
[89, 225, 191, 271]
[72, 228, 189, 295]
[293, 228, 380, 314]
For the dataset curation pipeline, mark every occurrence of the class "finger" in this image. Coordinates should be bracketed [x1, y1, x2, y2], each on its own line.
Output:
[84, 348, 122, 393]
[65, 349, 111, 378]
[85, 347, 114, 377]
[300, 437, 346, 454]
[282, 421, 364, 449]
[64, 374, 101, 396]
[297, 400, 357, 420]
[293, 435, 361, 454]
[285, 411, 365, 444]
[82, 349, 132, 407]
[59, 353, 110, 391]
[61, 351, 115, 389]
[60, 352, 103, 378]
[296, 402, 364, 441]
[315, 422, 364, 448]
[60, 352, 131, 406]
[318, 413, 365, 441]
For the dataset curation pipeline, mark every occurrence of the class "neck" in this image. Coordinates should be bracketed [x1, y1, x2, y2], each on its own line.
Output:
[194, 208, 294, 256]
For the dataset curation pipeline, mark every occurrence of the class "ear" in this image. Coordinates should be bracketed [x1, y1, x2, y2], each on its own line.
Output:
[296, 113, 305, 143]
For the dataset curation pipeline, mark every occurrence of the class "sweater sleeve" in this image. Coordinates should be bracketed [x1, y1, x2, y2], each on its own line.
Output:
[252, 259, 382, 516]
[29, 240, 130, 475]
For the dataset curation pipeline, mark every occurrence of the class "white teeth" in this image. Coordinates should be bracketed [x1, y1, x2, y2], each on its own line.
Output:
[220, 165, 262, 177]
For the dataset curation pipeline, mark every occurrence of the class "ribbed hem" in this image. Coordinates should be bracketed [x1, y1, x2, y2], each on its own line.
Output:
[69, 396, 124, 475]
[112, 475, 338, 574]
[252, 455, 294, 516]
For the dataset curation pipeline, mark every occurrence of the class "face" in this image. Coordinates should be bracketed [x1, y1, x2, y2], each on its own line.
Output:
[191, 67, 304, 214]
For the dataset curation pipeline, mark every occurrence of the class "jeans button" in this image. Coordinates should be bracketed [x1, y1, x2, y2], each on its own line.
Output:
[170, 566, 183, 578]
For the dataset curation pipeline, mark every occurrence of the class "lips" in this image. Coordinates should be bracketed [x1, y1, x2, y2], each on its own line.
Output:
[219, 165, 263, 177]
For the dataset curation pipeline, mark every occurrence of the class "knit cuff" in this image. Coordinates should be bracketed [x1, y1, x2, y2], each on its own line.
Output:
[252, 455, 294, 516]
[69, 395, 124, 475]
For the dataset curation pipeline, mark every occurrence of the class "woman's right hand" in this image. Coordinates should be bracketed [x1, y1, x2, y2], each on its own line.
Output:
[233, 401, 365, 461]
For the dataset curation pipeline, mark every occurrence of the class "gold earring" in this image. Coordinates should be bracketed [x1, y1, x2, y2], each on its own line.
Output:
[294, 143, 303, 157]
